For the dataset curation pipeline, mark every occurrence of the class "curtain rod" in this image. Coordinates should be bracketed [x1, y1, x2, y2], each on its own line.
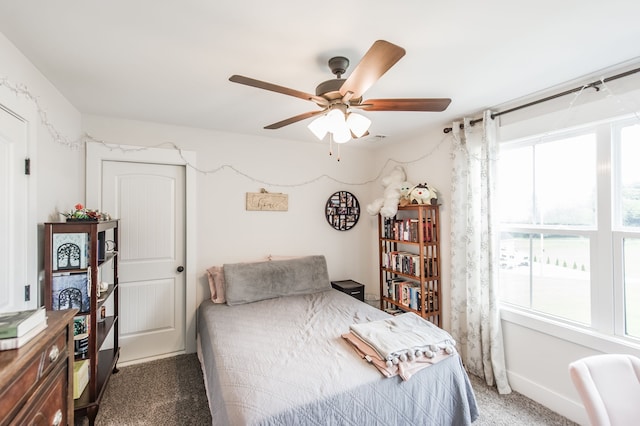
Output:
[442, 65, 640, 133]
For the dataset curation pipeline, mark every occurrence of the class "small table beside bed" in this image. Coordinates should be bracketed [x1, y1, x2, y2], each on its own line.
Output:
[197, 255, 478, 425]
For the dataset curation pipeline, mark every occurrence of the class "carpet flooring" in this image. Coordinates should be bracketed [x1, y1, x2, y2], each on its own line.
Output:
[90, 354, 578, 425]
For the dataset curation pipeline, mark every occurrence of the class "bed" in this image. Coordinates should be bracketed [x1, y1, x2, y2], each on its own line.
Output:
[197, 255, 478, 425]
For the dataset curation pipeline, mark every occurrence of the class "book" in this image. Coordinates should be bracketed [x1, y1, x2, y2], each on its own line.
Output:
[0, 307, 46, 339]
[73, 359, 89, 399]
[0, 320, 48, 350]
[73, 315, 88, 336]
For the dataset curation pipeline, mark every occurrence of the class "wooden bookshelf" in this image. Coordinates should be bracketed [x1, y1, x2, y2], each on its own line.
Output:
[378, 205, 442, 326]
[43, 220, 120, 425]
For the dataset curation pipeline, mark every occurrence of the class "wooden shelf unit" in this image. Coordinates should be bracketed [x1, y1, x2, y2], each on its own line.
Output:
[43, 220, 120, 425]
[378, 205, 442, 326]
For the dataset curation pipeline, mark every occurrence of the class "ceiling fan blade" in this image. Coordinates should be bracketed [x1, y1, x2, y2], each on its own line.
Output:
[339, 40, 406, 99]
[359, 98, 452, 112]
[229, 75, 328, 107]
[264, 110, 325, 130]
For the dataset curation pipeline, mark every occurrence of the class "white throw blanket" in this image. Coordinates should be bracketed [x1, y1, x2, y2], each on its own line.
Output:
[349, 312, 456, 366]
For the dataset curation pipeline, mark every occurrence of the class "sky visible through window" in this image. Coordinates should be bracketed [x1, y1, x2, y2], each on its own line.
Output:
[621, 124, 640, 187]
[498, 133, 596, 227]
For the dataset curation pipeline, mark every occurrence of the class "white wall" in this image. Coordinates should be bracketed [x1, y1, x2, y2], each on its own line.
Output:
[82, 115, 378, 305]
[0, 32, 83, 308]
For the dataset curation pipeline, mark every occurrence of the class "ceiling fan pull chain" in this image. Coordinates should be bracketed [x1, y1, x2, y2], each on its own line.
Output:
[328, 133, 333, 157]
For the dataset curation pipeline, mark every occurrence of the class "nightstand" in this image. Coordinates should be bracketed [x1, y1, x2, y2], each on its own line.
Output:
[331, 280, 365, 302]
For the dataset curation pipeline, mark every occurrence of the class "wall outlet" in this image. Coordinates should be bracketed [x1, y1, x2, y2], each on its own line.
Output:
[24, 284, 30, 301]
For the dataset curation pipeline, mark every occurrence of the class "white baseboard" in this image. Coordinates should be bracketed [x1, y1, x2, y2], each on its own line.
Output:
[117, 350, 186, 368]
[507, 370, 587, 425]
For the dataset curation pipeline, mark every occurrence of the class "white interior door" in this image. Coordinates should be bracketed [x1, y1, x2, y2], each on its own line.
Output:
[0, 105, 33, 313]
[102, 160, 186, 363]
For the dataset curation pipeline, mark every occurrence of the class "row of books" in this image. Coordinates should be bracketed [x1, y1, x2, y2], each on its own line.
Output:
[384, 278, 438, 312]
[0, 307, 47, 350]
[382, 217, 437, 243]
[382, 251, 439, 278]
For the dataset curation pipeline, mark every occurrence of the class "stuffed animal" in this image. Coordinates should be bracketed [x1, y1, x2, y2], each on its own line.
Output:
[398, 181, 414, 207]
[366, 166, 407, 218]
[408, 183, 439, 205]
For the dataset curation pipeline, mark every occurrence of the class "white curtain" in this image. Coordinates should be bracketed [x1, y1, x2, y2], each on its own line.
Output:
[450, 110, 511, 394]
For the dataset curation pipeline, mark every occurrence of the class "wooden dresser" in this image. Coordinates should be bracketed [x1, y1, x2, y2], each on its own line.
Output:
[0, 309, 76, 426]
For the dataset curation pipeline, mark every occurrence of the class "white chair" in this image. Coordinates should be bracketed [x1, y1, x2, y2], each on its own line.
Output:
[569, 354, 640, 426]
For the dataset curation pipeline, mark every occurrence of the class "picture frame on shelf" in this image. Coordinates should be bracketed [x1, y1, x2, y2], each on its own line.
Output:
[52, 272, 90, 313]
[53, 233, 88, 270]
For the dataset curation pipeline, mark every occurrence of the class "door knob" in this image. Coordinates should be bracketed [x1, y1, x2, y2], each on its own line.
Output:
[177, 266, 184, 273]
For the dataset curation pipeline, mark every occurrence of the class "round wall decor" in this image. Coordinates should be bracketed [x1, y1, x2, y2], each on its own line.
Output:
[325, 191, 360, 231]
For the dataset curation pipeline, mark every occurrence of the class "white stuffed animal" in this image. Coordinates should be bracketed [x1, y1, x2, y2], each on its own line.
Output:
[366, 166, 407, 218]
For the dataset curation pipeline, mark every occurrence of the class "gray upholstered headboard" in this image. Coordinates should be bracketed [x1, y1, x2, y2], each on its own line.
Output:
[223, 255, 331, 306]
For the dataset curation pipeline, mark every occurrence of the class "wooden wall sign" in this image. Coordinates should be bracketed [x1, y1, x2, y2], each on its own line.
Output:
[246, 190, 288, 211]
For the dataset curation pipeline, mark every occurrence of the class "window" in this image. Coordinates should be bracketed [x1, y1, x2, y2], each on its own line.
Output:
[498, 118, 640, 342]
[617, 122, 640, 339]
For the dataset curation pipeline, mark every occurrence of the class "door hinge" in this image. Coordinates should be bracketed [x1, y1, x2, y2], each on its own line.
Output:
[24, 158, 31, 175]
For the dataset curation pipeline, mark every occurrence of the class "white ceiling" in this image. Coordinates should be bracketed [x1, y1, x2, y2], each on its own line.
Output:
[1, 1, 640, 145]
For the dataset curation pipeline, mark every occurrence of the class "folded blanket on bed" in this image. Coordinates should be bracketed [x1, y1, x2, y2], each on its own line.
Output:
[349, 312, 456, 367]
[342, 331, 453, 381]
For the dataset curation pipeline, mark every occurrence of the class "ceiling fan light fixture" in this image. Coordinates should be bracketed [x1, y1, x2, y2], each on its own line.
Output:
[346, 112, 371, 138]
[326, 108, 345, 127]
[308, 115, 328, 140]
[333, 124, 352, 144]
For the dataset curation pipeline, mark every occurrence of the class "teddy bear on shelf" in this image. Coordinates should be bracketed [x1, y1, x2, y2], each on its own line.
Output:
[367, 166, 413, 218]
[408, 182, 439, 205]
[398, 181, 415, 207]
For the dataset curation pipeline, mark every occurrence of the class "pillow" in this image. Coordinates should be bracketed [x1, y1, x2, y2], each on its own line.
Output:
[206, 266, 226, 303]
[223, 255, 331, 306]
[206, 255, 304, 303]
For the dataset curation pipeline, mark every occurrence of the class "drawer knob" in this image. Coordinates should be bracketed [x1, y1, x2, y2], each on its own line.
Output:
[49, 345, 60, 363]
[52, 409, 63, 426]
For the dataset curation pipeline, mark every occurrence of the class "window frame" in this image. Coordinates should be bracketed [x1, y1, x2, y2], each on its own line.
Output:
[498, 115, 640, 351]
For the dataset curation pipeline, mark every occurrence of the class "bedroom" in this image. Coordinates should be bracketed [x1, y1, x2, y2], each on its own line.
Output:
[1, 1, 640, 425]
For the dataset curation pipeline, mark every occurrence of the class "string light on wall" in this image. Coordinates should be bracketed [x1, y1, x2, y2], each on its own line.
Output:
[0, 77, 83, 149]
[5, 72, 637, 189]
[83, 132, 448, 187]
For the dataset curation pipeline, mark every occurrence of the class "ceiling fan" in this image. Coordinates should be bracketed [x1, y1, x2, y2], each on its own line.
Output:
[229, 40, 451, 143]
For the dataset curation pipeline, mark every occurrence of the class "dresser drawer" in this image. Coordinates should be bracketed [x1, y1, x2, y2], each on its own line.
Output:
[10, 362, 67, 426]
[0, 310, 76, 426]
[0, 326, 68, 422]
[0, 353, 40, 421]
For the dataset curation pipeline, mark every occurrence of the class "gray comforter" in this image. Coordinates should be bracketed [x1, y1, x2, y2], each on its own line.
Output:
[197, 289, 478, 425]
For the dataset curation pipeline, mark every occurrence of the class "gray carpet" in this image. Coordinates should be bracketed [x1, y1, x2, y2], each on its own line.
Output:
[92, 354, 578, 425]
[95, 354, 211, 425]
